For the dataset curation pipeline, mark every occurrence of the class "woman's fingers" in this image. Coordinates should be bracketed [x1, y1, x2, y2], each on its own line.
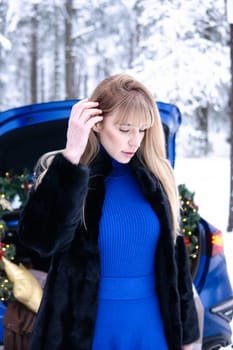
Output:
[68, 100, 103, 131]
[81, 108, 102, 122]
[71, 100, 101, 123]
[86, 115, 103, 128]
[62, 100, 103, 164]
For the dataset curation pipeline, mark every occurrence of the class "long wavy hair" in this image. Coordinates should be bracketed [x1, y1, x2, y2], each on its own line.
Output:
[35, 74, 180, 236]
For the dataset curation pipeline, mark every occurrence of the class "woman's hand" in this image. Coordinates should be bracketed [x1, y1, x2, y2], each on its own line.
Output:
[62, 99, 103, 164]
[182, 344, 193, 350]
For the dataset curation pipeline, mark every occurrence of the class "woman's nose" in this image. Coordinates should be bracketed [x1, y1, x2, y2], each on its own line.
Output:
[129, 132, 141, 148]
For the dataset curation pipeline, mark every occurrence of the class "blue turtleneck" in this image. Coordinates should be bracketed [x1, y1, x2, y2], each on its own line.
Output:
[93, 157, 168, 350]
[98, 159, 161, 277]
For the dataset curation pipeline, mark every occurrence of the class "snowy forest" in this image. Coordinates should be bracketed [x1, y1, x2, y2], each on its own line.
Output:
[0, 0, 231, 156]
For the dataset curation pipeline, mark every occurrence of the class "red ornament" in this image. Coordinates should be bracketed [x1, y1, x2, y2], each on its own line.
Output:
[184, 236, 191, 247]
[0, 249, 5, 260]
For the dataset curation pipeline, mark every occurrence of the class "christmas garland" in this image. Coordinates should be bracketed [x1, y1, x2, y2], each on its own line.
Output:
[0, 170, 34, 217]
[0, 171, 200, 301]
[178, 183, 200, 274]
[0, 170, 33, 302]
[0, 220, 16, 302]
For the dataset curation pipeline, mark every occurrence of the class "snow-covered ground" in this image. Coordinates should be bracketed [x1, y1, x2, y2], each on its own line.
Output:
[175, 156, 233, 348]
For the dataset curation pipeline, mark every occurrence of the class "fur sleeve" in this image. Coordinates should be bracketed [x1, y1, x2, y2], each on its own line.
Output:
[175, 235, 200, 345]
[19, 153, 90, 256]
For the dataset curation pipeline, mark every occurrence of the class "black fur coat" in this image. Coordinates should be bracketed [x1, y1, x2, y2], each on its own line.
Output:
[19, 152, 199, 350]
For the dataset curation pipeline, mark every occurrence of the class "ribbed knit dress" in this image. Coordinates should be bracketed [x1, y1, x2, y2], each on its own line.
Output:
[92, 159, 168, 350]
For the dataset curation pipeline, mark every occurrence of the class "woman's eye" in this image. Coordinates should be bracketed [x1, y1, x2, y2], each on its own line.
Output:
[119, 128, 129, 133]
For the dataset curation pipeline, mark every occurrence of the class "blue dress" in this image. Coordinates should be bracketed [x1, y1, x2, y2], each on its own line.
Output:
[92, 161, 168, 350]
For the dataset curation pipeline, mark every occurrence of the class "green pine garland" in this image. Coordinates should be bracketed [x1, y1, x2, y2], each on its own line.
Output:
[0, 170, 33, 217]
[0, 220, 16, 302]
[178, 184, 200, 274]
[0, 170, 33, 302]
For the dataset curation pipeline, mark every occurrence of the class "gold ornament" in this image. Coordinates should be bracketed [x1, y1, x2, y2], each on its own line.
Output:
[0, 197, 13, 211]
[2, 256, 43, 313]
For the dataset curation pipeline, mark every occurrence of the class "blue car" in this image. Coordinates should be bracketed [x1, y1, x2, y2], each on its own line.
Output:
[0, 100, 232, 349]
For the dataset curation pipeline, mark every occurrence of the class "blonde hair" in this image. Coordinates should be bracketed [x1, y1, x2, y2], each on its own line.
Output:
[35, 74, 180, 236]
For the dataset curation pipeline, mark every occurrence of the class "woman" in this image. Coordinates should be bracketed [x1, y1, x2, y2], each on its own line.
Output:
[19, 74, 199, 350]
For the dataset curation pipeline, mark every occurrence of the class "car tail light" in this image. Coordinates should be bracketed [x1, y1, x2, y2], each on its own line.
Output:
[211, 230, 224, 256]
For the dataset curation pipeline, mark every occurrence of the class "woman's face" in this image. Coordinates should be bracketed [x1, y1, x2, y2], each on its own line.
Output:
[95, 113, 147, 163]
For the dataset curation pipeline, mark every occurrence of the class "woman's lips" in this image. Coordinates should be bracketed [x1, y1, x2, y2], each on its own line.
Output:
[122, 151, 135, 157]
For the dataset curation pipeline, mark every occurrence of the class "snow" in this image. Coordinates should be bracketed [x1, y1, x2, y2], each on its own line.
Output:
[175, 155, 233, 345]
[227, 0, 233, 24]
[0, 34, 11, 51]
[175, 157, 230, 231]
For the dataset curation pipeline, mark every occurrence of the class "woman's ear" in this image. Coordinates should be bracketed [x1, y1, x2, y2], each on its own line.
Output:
[92, 122, 101, 132]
